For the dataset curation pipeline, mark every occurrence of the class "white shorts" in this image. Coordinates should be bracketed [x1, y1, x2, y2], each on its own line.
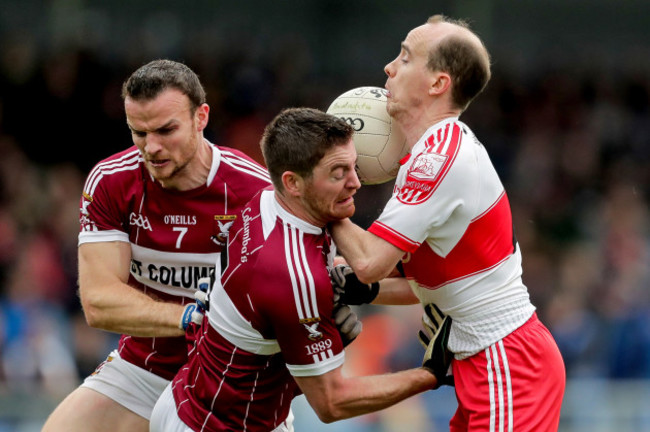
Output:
[150, 384, 295, 432]
[82, 349, 170, 419]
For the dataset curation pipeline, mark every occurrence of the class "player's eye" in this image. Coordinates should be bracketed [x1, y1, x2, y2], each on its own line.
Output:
[158, 127, 175, 135]
[332, 168, 346, 180]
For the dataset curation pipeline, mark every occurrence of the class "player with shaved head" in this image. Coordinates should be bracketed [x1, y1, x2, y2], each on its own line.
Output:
[330, 15, 566, 431]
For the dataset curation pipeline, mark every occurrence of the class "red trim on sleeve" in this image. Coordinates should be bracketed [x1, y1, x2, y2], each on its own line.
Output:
[368, 221, 420, 253]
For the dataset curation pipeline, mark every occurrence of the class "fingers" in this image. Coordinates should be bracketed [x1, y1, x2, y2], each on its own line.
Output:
[424, 303, 445, 325]
[330, 265, 347, 287]
[191, 309, 204, 325]
[194, 290, 208, 311]
[417, 329, 430, 349]
[333, 304, 354, 326]
[197, 276, 211, 292]
[333, 304, 363, 346]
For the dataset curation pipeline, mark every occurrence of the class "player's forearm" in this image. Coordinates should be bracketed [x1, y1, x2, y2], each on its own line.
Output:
[373, 277, 419, 305]
[331, 219, 400, 283]
[80, 282, 185, 337]
[308, 368, 437, 423]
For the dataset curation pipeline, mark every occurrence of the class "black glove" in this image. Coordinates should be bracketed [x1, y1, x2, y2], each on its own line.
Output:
[330, 264, 379, 305]
[333, 304, 362, 347]
[419, 304, 454, 388]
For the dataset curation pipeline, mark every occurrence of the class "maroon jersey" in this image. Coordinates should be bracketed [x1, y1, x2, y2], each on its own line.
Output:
[78, 143, 271, 380]
[172, 189, 344, 431]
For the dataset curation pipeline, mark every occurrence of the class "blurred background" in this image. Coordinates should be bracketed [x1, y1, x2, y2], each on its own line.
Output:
[0, 0, 649, 431]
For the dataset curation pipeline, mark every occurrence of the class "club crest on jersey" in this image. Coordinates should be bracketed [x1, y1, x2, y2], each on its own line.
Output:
[300, 317, 323, 341]
[212, 215, 237, 246]
[397, 151, 447, 205]
[81, 191, 93, 215]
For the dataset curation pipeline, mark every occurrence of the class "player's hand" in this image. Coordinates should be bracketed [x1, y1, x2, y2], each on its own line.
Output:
[333, 304, 362, 347]
[419, 304, 454, 388]
[179, 276, 212, 330]
[194, 276, 211, 312]
[330, 264, 379, 305]
[180, 303, 204, 330]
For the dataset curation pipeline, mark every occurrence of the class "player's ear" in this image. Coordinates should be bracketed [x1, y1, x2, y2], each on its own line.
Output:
[281, 171, 303, 197]
[429, 72, 451, 96]
[195, 103, 210, 131]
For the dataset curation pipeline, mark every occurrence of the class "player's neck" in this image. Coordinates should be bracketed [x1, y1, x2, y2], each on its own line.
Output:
[159, 138, 213, 191]
[274, 192, 324, 228]
[400, 108, 461, 150]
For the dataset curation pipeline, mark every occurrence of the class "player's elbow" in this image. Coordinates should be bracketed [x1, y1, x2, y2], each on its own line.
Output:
[352, 259, 389, 285]
[81, 302, 104, 329]
[79, 292, 107, 329]
[311, 401, 346, 424]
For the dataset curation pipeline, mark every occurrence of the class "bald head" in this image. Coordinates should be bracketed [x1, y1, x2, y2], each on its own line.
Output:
[423, 15, 491, 110]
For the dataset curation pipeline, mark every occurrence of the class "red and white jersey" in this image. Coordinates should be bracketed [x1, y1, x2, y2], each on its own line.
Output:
[78, 142, 271, 379]
[173, 189, 344, 431]
[369, 118, 535, 359]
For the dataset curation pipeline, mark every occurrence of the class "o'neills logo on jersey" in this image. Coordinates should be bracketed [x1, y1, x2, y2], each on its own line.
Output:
[164, 215, 197, 225]
[397, 152, 447, 205]
[130, 212, 152, 231]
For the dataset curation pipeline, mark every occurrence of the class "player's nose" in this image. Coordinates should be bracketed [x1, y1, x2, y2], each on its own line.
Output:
[347, 169, 361, 190]
[143, 135, 163, 155]
[384, 59, 396, 77]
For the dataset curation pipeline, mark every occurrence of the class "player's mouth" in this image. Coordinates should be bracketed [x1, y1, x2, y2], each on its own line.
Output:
[147, 159, 170, 168]
[337, 196, 354, 205]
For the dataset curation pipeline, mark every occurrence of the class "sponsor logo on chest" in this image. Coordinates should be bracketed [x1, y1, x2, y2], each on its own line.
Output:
[163, 214, 197, 225]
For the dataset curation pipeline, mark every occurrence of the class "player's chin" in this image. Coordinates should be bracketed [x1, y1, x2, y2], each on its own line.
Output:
[334, 198, 356, 219]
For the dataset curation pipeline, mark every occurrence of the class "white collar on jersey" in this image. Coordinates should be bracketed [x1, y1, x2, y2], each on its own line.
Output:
[262, 190, 323, 236]
[412, 116, 461, 154]
[206, 140, 220, 187]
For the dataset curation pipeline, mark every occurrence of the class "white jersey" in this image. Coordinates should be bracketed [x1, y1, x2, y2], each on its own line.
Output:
[368, 118, 535, 358]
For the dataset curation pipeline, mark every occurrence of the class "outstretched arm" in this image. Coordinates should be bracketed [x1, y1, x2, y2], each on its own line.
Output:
[78, 242, 187, 337]
[330, 218, 405, 283]
[294, 365, 436, 423]
[294, 304, 452, 423]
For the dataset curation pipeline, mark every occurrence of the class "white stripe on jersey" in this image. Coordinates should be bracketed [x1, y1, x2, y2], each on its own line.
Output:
[220, 150, 271, 183]
[285, 225, 305, 320]
[84, 150, 141, 196]
[243, 366, 266, 431]
[298, 229, 319, 318]
[311, 349, 335, 363]
[485, 341, 513, 432]
[209, 348, 237, 411]
[284, 224, 319, 321]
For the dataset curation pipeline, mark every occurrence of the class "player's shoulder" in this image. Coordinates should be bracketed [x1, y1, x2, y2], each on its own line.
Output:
[86, 146, 142, 181]
[83, 146, 143, 193]
[213, 144, 271, 185]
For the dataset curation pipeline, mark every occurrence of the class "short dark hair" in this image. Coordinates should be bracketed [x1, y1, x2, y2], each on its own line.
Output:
[121, 59, 206, 112]
[426, 15, 491, 110]
[260, 107, 354, 192]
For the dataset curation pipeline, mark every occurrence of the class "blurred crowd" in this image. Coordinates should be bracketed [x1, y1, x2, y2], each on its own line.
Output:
[0, 25, 649, 429]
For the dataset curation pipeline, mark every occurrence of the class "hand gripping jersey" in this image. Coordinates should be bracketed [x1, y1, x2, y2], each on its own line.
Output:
[78, 143, 271, 379]
[368, 118, 535, 359]
[172, 189, 344, 431]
